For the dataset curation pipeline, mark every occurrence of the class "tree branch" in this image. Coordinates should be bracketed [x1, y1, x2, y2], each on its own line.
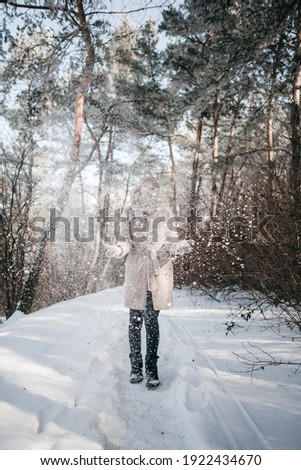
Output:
[2, 0, 169, 15]
[2, 0, 71, 12]
[233, 342, 301, 378]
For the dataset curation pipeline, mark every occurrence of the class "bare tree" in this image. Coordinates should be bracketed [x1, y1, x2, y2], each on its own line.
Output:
[18, 0, 96, 312]
[2, 143, 34, 317]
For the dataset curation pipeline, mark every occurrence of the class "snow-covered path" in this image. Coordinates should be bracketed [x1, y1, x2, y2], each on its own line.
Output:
[0, 286, 300, 450]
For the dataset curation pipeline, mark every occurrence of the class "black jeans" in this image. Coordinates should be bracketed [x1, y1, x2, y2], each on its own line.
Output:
[129, 291, 160, 367]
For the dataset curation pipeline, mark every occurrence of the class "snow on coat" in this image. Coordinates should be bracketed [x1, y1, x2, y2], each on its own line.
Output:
[117, 179, 179, 310]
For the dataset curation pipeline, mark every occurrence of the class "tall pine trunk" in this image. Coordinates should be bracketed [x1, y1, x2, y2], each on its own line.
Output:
[211, 93, 221, 218]
[85, 126, 115, 293]
[188, 115, 203, 238]
[267, 35, 285, 199]
[291, 1, 301, 215]
[218, 106, 239, 210]
[167, 135, 180, 217]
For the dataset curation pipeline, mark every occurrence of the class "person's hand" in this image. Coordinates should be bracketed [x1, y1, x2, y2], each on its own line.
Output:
[156, 244, 172, 267]
[176, 239, 194, 255]
[103, 243, 123, 258]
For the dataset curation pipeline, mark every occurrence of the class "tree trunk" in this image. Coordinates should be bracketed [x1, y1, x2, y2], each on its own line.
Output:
[291, 1, 301, 214]
[267, 34, 285, 199]
[85, 126, 114, 293]
[56, 0, 96, 214]
[218, 106, 239, 209]
[267, 101, 275, 196]
[167, 135, 180, 217]
[188, 115, 203, 238]
[211, 93, 221, 218]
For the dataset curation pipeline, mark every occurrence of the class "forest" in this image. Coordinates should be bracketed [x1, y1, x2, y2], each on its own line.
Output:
[1, 0, 301, 336]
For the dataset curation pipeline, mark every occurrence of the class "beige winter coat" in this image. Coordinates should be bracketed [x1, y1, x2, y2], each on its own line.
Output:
[117, 201, 178, 311]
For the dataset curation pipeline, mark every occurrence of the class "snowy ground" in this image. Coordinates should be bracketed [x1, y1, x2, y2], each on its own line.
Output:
[0, 286, 300, 450]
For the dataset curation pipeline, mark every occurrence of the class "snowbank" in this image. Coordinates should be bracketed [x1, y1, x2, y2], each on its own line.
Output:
[0, 286, 300, 450]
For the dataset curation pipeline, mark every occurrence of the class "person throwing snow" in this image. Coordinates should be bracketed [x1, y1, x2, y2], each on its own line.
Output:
[104, 177, 193, 388]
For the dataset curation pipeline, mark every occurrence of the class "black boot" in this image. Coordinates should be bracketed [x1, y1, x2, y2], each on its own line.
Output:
[129, 309, 144, 384]
[129, 353, 143, 384]
[145, 355, 160, 388]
